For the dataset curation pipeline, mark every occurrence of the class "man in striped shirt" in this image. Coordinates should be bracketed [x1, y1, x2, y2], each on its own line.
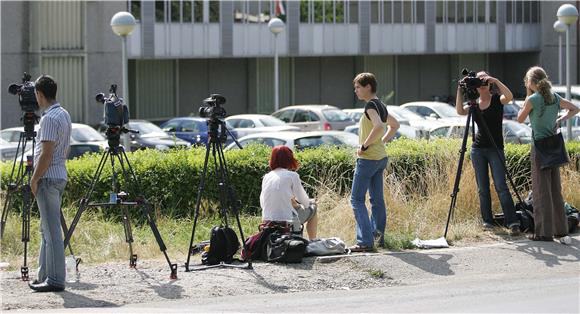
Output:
[29, 75, 71, 292]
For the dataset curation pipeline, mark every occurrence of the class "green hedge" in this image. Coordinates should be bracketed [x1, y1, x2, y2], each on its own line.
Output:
[2, 139, 579, 220]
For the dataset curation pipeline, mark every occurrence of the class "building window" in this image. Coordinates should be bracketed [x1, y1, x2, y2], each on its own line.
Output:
[156, 1, 165, 22]
[234, 1, 272, 23]
[301, 0, 346, 23]
[489, 1, 496, 23]
[130, 0, 141, 21]
[155, 0, 216, 23]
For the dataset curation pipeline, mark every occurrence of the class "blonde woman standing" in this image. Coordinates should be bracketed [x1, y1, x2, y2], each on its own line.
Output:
[517, 66, 579, 242]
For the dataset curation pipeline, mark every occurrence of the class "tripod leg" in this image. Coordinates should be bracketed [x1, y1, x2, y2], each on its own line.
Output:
[117, 149, 177, 278]
[64, 150, 110, 248]
[20, 184, 32, 281]
[1, 135, 28, 240]
[444, 109, 474, 239]
[1, 186, 17, 240]
[216, 142, 252, 268]
[120, 205, 137, 268]
[186, 142, 212, 271]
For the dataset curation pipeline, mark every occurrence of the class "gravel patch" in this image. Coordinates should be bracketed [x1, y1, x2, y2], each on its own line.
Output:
[1, 255, 396, 311]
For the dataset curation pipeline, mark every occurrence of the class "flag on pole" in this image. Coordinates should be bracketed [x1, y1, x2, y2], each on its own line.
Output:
[275, 0, 286, 19]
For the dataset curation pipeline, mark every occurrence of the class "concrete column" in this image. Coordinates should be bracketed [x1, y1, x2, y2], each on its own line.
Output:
[141, 1, 155, 58]
[287, 1, 300, 55]
[358, 0, 370, 54]
[220, 1, 233, 56]
[425, 1, 436, 53]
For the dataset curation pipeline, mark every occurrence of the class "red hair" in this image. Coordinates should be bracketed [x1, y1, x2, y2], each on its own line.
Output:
[269, 146, 299, 171]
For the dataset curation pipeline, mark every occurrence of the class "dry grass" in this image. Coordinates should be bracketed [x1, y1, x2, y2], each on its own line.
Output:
[1, 152, 579, 266]
[314, 151, 579, 247]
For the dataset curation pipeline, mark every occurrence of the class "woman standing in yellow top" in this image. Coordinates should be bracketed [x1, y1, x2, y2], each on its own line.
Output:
[349, 73, 399, 252]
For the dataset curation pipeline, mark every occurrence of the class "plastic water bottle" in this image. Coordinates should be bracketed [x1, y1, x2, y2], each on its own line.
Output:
[65, 255, 78, 283]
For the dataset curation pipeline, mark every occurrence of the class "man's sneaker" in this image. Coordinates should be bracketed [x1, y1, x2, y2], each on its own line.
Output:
[508, 224, 520, 236]
[482, 223, 494, 230]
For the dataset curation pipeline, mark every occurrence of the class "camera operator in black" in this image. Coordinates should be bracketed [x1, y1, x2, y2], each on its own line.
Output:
[455, 71, 519, 235]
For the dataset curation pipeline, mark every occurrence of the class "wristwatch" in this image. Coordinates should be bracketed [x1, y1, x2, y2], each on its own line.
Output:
[360, 144, 368, 151]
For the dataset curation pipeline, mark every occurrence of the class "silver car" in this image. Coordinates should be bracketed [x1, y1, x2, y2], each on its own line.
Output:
[225, 114, 300, 138]
[272, 105, 355, 131]
[225, 131, 359, 151]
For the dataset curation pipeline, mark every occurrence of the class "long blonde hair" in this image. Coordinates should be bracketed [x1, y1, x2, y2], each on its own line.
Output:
[524, 66, 554, 105]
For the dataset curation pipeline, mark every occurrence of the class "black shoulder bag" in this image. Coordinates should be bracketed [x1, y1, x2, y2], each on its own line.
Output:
[533, 131, 569, 170]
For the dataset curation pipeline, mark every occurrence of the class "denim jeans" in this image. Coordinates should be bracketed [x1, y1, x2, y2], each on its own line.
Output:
[36, 178, 67, 288]
[350, 157, 388, 247]
[470, 147, 517, 227]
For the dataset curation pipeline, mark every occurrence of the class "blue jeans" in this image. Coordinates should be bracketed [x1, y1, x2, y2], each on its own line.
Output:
[350, 157, 388, 247]
[36, 178, 67, 288]
[470, 147, 517, 227]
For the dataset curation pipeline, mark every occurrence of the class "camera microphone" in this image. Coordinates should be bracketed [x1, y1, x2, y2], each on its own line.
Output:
[8, 84, 21, 95]
[461, 68, 469, 76]
[95, 93, 106, 103]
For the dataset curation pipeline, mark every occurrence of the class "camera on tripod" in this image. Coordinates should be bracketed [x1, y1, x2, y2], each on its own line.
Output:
[199, 94, 227, 120]
[96, 84, 131, 147]
[459, 68, 488, 101]
[8, 73, 40, 136]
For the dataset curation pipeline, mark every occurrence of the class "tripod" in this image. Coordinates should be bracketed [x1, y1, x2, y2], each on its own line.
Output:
[63, 128, 178, 279]
[185, 118, 252, 271]
[0, 126, 75, 281]
[444, 98, 530, 239]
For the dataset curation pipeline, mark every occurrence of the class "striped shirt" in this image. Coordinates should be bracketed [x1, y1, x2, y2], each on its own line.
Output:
[34, 103, 71, 180]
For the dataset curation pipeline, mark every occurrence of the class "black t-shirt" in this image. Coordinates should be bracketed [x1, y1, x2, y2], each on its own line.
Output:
[473, 94, 504, 149]
[364, 99, 388, 122]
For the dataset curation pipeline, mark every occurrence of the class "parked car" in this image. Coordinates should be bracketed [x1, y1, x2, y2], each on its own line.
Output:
[160, 117, 238, 146]
[67, 143, 104, 159]
[551, 85, 580, 105]
[559, 113, 580, 141]
[429, 122, 467, 139]
[401, 101, 464, 123]
[503, 120, 532, 144]
[344, 106, 434, 139]
[272, 105, 355, 131]
[344, 124, 421, 140]
[224, 114, 300, 138]
[126, 120, 191, 151]
[0, 138, 19, 162]
[225, 131, 359, 151]
[343, 108, 365, 122]
[1, 123, 107, 148]
[429, 120, 532, 144]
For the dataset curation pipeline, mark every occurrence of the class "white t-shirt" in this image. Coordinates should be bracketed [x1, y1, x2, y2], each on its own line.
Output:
[260, 168, 310, 222]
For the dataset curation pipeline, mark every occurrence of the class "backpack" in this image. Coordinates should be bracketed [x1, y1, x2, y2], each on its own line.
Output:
[202, 226, 240, 265]
[266, 233, 309, 263]
[241, 223, 289, 262]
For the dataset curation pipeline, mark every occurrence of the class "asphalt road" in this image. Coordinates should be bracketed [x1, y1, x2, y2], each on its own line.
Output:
[12, 235, 580, 313]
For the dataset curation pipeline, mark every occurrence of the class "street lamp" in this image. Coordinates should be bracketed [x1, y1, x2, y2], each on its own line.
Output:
[557, 4, 579, 141]
[553, 20, 566, 85]
[110, 11, 136, 108]
[268, 17, 285, 112]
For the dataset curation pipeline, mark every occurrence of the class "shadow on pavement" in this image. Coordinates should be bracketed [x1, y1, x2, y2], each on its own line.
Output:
[514, 236, 580, 267]
[136, 268, 184, 300]
[391, 252, 455, 276]
[59, 290, 119, 308]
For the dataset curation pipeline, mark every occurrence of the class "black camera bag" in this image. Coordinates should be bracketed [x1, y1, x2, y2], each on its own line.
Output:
[266, 233, 309, 263]
[202, 226, 240, 265]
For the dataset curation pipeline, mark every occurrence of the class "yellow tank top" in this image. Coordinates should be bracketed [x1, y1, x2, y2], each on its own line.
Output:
[358, 112, 387, 160]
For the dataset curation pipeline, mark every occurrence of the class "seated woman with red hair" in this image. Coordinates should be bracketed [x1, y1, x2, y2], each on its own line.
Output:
[260, 145, 318, 240]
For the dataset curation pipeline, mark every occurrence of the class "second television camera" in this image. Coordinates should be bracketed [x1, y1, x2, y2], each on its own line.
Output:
[8, 73, 40, 136]
[199, 94, 227, 120]
[96, 85, 131, 146]
[459, 68, 488, 101]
